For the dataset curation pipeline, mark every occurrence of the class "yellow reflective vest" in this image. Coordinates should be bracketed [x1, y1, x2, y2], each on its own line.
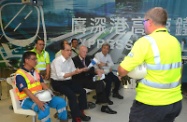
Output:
[120, 28, 183, 105]
[15, 69, 43, 100]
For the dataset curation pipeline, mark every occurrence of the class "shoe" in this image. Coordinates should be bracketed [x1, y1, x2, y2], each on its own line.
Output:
[54, 111, 72, 119]
[87, 102, 96, 109]
[107, 98, 113, 105]
[72, 117, 81, 122]
[113, 93, 123, 99]
[80, 110, 91, 121]
[101, 106, 117, 114]
[80, 115, 91, 121]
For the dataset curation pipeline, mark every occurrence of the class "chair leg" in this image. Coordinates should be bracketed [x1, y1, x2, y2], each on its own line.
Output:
[32, 116, 36, 122]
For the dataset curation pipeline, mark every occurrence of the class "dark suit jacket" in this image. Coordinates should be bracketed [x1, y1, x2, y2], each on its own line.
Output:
[72, 56, 96, 80]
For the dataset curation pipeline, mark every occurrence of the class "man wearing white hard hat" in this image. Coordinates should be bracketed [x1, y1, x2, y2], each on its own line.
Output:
[118, 7, 182, 122]
[15, 51, 67, 122]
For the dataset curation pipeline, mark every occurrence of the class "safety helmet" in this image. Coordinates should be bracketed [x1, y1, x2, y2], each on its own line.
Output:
[127, 64, 147, 79]
[35, 90, 52, 102]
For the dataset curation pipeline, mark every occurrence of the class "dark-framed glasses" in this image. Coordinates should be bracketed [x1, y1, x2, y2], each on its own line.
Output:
[142, 19, 149, 24]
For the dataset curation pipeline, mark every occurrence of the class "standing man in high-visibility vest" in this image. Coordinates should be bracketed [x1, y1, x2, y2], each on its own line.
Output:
[31, 39, 50, 80]
[118, 7, 182, 122]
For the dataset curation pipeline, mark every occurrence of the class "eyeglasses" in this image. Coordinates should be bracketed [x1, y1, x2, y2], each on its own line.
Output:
[64, 49, 72, 52]
[37, 43, 45, 46]
[142, 19, 149, 24]
[28, 58, 37, 61]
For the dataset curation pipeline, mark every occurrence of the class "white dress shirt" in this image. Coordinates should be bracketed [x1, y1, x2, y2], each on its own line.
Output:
[95, 52, 114, 74]
[95, 52, 114, 67]
[51, 55, 76, 81]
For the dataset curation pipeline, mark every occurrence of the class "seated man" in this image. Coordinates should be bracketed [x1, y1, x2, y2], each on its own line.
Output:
[50, 43, 91, 122]
[55, 40, 69, 58]
[95, 43, 123, 103]
[15, 51, 67, 122]
[72, 45, 117, 114]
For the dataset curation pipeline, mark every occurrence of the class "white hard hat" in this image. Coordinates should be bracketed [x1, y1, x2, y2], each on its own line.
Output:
[127, 64, 147, 79]
[35, 90, 52, 102]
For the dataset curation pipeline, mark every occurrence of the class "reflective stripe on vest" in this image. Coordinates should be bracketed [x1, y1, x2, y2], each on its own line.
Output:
[15, 69, 43, 100]
[37, 67, 46, 71]
[141, 79, 180, 89]
[36, 51, 47, 71]
[140, 35, 181, 89]
[144, 36, 182, 70]
[146, 62, 182, 70]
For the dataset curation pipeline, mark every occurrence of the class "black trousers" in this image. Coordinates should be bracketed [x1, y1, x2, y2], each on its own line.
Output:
[105, 72, 121, 97]
[51, 79, 87, 118]
[74, 76, 108, 104]
[129, 100, 182, 122]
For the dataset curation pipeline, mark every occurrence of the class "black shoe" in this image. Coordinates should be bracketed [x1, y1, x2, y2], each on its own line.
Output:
[80, 115, 91, 121]
[54, 111, 72, 119]
[113, 93, 123, 99]
[107, 99, 113, 105]
[101, 106, 117, 114]
[87, 102, 96, 109]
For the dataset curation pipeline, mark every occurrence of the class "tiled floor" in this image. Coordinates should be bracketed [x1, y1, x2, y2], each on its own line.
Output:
[0, 81, 187, 122]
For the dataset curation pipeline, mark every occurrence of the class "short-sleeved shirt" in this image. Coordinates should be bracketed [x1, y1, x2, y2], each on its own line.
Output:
[16, 67, 44, 92]
[120, 28, 182, 105]
[120, 28, 181, 73]
[31, 48, 50, 71]
[95, 52, 114, 68]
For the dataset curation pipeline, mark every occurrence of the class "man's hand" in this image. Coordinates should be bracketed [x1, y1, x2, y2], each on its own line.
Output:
[44, 74, 50, 80]
[96, 69, 104, 77]
[74, 68, 83, 74]
[98, 62, 107, 68]
[35, 98, 46, 111]
[121, 76, 131, 85]
[81, 67, 89, 72]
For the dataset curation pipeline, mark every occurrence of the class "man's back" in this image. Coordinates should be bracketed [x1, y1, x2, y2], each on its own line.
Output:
[124, 28, 182, 105]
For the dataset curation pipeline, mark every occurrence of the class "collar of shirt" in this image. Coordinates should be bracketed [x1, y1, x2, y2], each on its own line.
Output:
[101, 52, 108, 57]
[21, 67, 35, 75]
[60, 55, 71, 63]
[32, 47, 45, 55]
[78, 55, 84, 61]
[152, 28, 168, 34]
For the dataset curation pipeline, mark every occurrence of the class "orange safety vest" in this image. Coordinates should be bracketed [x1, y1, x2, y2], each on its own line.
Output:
[15, 69, 43, 100]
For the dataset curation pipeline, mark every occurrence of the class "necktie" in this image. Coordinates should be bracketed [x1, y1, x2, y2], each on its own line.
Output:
[82, 59, 86, 67]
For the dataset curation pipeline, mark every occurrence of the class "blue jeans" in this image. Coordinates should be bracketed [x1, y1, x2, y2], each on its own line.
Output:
[129, 100, 182, 122]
